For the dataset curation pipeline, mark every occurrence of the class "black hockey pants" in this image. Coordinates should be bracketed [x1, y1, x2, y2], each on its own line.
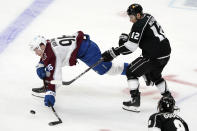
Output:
[126, 56, 170, 83]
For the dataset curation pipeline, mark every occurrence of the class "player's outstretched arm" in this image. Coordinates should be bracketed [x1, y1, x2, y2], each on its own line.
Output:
[101, 47, 120, 62]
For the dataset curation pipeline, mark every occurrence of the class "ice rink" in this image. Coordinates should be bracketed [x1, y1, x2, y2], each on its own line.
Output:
[0, 0, 197, 130]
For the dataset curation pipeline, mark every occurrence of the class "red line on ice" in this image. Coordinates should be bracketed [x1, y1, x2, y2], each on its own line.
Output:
[164, 75, 197, 88]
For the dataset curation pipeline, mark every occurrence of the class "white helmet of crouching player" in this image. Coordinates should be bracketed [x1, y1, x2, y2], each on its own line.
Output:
[29, 35, 47, 51]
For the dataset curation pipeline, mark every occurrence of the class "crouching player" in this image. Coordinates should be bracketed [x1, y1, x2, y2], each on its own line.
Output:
[29, 31, 129, 107]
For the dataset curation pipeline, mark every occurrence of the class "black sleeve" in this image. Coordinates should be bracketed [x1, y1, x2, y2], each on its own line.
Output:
[148, 114, 162, 129]
[128, 14, 152, 44]
[128, 23, 142, 44]
[113, 46, 132, 55]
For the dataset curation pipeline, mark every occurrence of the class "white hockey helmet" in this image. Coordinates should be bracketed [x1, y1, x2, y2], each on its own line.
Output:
[29, 35, 47, 51]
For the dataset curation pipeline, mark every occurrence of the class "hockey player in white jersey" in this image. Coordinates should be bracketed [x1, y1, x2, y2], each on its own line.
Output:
[29, 31, 129, 107]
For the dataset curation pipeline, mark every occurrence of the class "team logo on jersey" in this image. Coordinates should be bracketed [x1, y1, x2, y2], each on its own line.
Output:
[47, 64, 53, 71]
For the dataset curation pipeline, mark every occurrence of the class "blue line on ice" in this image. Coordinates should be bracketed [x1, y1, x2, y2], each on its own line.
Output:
[0, 0, 54, 53]
[168, 0, 197, 10]
[177, 92, 197, 105]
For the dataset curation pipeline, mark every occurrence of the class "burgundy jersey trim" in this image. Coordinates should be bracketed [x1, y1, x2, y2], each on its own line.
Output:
[41, 42, 56, 92]
[69, 31, 84, 66]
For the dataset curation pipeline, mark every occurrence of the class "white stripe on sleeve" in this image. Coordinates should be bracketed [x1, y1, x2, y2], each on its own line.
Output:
[124, 41, 138, 52]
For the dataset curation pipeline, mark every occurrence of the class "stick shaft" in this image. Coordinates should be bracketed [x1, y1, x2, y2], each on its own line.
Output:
[51, 106, 62, 122]
[51, 59, 103, 85]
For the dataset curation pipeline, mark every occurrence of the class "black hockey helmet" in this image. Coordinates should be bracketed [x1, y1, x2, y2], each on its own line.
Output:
[158, 96, 175, 113]
[127, 3, 143, 16]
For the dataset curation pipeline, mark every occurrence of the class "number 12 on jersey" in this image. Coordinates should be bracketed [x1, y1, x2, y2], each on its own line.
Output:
[131, 32, 140, 40]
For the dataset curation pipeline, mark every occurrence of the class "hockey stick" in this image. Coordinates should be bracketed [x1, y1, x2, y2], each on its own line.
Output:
[51, 58, 103, 85]
[48, 106, 63, 126]
[42, 81, 63, 126]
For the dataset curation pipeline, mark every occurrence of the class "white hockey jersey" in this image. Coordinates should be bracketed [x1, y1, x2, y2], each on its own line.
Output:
[41, 31, 84, 91]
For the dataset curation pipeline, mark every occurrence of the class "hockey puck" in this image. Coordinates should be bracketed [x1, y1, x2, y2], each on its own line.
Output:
[30, 110, 36, 114]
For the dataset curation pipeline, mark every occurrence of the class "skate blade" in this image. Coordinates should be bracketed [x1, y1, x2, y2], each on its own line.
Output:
[31, 92, 45, 98]
[122, 106, 140, 113]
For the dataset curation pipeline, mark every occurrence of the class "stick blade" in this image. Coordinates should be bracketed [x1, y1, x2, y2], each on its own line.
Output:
[62, 81, 73, 85]
[48, 121, 62, 126]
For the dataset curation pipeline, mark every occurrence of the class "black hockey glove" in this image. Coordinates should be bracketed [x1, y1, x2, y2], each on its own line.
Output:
[119, 33, 129, 47]
[102, 47, 120, 62]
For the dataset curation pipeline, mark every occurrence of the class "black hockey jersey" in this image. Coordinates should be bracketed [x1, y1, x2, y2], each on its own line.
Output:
[148, 112, 189, 131]
[126, 13, 171, 59]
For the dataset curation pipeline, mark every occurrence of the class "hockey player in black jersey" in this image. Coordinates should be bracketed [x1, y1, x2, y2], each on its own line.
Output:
[148, 97, 189, 131]
[102, 3, 174, 112]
